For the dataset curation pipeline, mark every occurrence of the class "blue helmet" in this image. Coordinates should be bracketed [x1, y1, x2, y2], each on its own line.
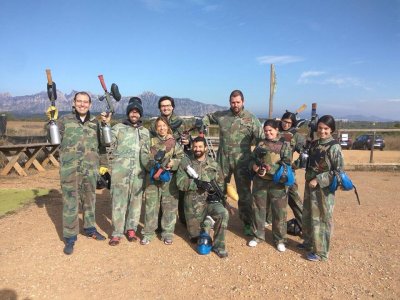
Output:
[273, 162, 295, 187]
[197, 231, 212, 255]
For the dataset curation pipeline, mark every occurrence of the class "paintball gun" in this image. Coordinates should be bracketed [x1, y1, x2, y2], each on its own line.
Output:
[298, 103, 318, 168]
[151, 150, 171, 182]
[253, 146, 270, 176]
[293, 104, 307, 130]
[45, 69, 61, 145]
[97, 74, 121, 145]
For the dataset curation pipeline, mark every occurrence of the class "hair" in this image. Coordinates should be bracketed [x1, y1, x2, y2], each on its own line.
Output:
[155, 116, 172, 134]
[158, 96, 175, 109]
[192, 136, 207, 148]
[317, 115, 336, 133]
[281, 111, 296, 128]
[229, 90, 244, 102]
[263, 119, 280, 129]
[73, 91, 91, 103]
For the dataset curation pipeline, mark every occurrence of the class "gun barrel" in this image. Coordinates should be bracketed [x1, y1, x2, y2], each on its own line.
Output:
[46, 69, 53, 85]
[98, 74, 108, 92]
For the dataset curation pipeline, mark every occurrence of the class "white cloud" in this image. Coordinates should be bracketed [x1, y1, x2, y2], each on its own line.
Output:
[387, 98, 400, 102]
[298, 71, 325, 83]
[202, 4, 220, 12]
[323, 76, 371, 90]
[256, 55, 304, 65]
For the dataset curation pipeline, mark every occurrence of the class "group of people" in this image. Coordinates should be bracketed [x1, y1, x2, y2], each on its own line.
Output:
[52, 89, 344, 262]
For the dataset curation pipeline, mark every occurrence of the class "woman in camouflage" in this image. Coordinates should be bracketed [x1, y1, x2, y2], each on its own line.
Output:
[140, 116, 185, 245]
[247, 119, 293, 252]
[298, 115, 344, 261]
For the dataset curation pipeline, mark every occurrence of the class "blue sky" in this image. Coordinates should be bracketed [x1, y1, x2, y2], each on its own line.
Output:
[0, 0, 399, 119]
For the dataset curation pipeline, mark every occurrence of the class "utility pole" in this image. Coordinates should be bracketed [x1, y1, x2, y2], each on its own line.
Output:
[269, 64, 276, 118]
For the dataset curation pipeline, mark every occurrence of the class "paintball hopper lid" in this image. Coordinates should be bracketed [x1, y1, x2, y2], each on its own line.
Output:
[111, 83, 121, 101]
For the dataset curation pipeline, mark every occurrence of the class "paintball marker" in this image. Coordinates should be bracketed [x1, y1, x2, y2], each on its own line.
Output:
[253, 146, 270, 176]
[97, 74, 121, 145]
[298, 103, 318, 168]
[151, 150, 171, 182]
[193, 118, 217, 160]
[45, 69, 61, 145]
[293, 104, 307, 130]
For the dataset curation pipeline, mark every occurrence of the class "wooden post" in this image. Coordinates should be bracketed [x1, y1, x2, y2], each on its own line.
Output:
[369, 131, 376, 163]
[269, 64, 275, 118]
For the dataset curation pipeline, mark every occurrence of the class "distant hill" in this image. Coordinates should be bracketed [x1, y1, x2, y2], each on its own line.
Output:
[0, 91, 227, 117]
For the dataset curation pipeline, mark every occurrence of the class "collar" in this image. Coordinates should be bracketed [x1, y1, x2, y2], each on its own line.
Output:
[123, 119, 142, 128]
[75, 111, 91, 124]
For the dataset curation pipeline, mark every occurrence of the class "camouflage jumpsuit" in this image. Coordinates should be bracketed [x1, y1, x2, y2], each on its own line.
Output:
[249, 136, 292, 245]
[150, 113, 189, 225]
[302, 137, 344, 260]
[109, 120, 150, 238]
[58, 112, 100, 239]
[203, 109, 264, 225]
[140, 134, 185, 241]
[176, 155, 229, 252]
[266, 130, 305, 226]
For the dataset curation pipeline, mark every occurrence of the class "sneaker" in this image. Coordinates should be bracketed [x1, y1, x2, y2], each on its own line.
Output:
[109, 236, 120, 246]
[84, 229, 106, 241]
[307, 252, 322, 262]
[212, 247, 228, 258]
[248, 238, 258, 247]
[126, 230, 138, 242]
[243, 224, 252, 236]
[63, 242, 74, 255]
[277, 243, 286, 252]
[140, 237, 150, 245]
[164, 239, 173, 245]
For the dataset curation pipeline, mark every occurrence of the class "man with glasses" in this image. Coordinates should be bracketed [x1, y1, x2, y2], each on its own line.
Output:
[48, 92, 106, 255]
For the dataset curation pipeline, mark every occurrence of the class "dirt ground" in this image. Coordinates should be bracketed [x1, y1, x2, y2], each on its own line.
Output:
[0, 150, 399, 299]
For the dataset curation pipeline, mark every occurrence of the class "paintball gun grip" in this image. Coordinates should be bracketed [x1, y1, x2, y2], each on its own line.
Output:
[98, 75, 108, 92]
[46, 69, 53, 85]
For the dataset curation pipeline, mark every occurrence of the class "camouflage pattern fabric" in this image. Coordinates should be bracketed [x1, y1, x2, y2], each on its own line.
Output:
[203, 109, 264, 225]
[58, 112, 100, 238]
[302, 137, 344, 260]
[109, 121, 150, 237]
[176, 156, 229, 251]
[249, 136, 292, 244]
[140, 135, 185, 241]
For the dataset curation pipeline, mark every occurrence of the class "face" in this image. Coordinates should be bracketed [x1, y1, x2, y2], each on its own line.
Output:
[264, 125, 278, 140]
[156, 119, 169, 137]
[159, 100, 173, 118]
[193, 141, 207, 159]
[281, 118, 293, 131]
[74, 93, 91, 116]
[317, 122, 332, 139]
[230, 95, 244, 114]
[128, 108, 141, 124]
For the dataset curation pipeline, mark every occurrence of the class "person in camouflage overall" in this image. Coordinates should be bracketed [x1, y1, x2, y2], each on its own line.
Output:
[298, 115, 344, 261]
[202, 90, 264, 235]
[247, 119, 293, 252]
[101, 97, 150, 246]
[140, 116, 185, 245]
[176, 137, 229, 258]
[55, 92, 106, 255]
[149, 96, 190, 226]
[265, 112, 305, 227]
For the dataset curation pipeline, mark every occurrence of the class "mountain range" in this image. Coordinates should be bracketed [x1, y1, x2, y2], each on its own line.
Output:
[0, 91, 227, 117]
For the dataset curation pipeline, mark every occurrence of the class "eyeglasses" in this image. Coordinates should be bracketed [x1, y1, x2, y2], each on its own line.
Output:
[282, 120, 292, 125]
[75, 99, 90, 105]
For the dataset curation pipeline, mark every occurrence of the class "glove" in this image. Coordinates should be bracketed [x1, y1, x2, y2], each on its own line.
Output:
[206, 193, 220, 203]
[194, 179, 212, 191]
[46, 106, 58, 120]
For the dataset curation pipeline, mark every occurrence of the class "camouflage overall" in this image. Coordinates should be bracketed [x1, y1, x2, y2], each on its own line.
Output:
[110, 120, 150, 238]
[58, 112, 100, 239]
[249, 136, 292, 245]
[302, 137, 344, 260]
[176, 156, 229, 252]
[203, 109, 264, 225]
[140, 135, 184, 241]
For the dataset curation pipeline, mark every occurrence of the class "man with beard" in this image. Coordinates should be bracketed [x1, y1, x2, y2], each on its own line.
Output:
[202, 90, 264, 235]
[176, 137, 229, 258]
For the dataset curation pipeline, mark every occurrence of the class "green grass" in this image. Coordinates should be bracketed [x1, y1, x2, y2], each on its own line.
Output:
[0, 189, 50, 217]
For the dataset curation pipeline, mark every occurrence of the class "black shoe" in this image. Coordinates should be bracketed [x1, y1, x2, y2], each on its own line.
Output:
[190, 237, 199, 244]
[85, 229, 106, 241]
[64, 242, 74, 255]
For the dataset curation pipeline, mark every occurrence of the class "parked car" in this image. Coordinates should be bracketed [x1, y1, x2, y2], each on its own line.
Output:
[352, 134, 385, 150]
[338, 133, 352, 149]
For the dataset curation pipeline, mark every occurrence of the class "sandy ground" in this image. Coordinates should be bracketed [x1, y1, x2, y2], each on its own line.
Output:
[0, 150, 400, 299]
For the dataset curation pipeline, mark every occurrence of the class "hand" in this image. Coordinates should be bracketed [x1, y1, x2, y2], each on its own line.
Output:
[46, 106, 58, 120]
[252, 164, 260, 173]
[194, 179, 212, 191]
[100, 112, 111, 124]
[309, 178, 318, 188]
[181, 134, 190, 145]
